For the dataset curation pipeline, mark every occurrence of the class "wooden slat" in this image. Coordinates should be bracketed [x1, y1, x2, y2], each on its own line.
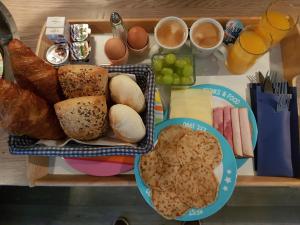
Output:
[237, 176, 300, 187]
[29, 173, 300, 187]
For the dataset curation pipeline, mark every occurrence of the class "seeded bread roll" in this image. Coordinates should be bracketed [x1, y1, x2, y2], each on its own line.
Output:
[54, 96, 107, 140]
[58, 65, 108, 98]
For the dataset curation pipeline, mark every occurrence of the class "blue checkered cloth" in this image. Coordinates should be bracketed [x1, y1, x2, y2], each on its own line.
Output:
[9, 64, 155, 157]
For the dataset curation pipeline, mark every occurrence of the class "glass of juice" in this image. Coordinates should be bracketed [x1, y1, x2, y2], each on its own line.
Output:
[226, 26, 272, 75]
[256, 0, 299, 45]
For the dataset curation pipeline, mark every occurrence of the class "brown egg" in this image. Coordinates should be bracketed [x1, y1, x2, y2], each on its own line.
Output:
[104, 38, 126, 60]
[127, 26, 149, 50]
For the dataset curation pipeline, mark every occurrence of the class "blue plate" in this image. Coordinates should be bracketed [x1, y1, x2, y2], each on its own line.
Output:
[191, 84, 258, 168]
[134, 118, 237, 221]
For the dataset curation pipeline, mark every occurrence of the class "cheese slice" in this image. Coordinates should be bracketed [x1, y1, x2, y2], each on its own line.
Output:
[170, 89, 213, 125]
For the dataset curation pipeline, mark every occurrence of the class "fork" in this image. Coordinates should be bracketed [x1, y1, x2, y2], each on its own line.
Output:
[275, 81, 289, 95]
[276, 94, 290, 112]
[269, 71, 278, 84]
[247, 74, 258, 83]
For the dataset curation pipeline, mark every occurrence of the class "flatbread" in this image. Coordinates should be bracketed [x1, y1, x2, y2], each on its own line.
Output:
[199, 133, 222, 169]
[156, 125, 191, 166]
[152, 187, 189, 219]
[175, 164, 203, 208]
[177, 131, 205, 165]
[175, 163, 219, 208]
[201, 174, 218, 206]
[157, 165, 181, 191]
[177, 131, 222, 168]
[194, 164, 219, 207]
[140, 150, 163, 189]
[140, 127, 222, 219]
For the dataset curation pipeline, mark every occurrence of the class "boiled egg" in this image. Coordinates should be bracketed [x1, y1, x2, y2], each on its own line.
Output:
[104, 38, 126, 60]
[127, 26, 148, 50]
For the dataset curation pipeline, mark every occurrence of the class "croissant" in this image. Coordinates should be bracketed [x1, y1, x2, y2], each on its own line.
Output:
[8, 39, 62, 104]
[0, 79, 65, 139]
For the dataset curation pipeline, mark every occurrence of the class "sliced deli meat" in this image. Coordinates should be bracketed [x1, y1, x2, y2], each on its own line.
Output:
[213, 107, 224, 135]
[223, 106, 233, 149]
[231, 108, 243, 157]
[239, 108, 254, 157]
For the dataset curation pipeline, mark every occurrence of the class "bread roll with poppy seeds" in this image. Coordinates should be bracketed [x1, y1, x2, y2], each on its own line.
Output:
[58, 65, 108, 98]
[54, 96, 107, 140]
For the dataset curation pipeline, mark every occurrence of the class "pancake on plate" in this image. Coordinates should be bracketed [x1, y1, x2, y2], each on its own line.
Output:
[139, 125, 222, 219]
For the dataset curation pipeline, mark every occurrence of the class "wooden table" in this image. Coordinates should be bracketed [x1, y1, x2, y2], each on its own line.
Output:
[0, 0, 293, 186]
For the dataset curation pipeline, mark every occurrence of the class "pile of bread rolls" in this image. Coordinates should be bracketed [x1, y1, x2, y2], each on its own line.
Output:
[56, 67, 146, 143]
[0, 39, 146, 144]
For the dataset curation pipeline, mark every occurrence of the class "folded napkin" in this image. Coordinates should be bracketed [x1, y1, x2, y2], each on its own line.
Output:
[250, 82, 300, 177]
[255, 88, 293, 177]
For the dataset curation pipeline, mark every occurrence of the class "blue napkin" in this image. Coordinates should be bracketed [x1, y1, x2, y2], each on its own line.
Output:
[255, 88, 294, 177]
[289, 87, 300, 177]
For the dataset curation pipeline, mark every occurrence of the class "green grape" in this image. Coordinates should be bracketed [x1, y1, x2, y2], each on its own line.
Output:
[182, 56, 192, 65]
[152, 58, 163, 72]
[162, 74, 174, 85]
[155, 74, 163, 84]
[164, 53, 176, 65]
[161, 67, 173, 77]
[175, 59, 187, 68]
[182, 65, 193, 77]
[173, 73, 181, 84]
[175, 68, 183, 76]
[181, 76, 194, 85]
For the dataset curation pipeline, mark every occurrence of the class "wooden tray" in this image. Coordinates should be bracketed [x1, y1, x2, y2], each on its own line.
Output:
[28, 17, 300, 187]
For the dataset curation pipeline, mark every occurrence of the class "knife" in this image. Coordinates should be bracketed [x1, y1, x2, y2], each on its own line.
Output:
[264, 76, 273, 93]
[258, 71, 265, 86]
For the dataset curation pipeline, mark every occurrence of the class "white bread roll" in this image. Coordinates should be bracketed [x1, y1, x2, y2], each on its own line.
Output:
[109, 104, 146, 143]
[109, 75, 145, 113]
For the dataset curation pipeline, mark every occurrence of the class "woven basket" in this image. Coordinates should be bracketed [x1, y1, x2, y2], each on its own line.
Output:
[9, 64, 155, 157]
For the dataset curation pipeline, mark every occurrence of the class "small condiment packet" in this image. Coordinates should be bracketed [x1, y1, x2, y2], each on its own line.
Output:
[45, 17, 69, 43]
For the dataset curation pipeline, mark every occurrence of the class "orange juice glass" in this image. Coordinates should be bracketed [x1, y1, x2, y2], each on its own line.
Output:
[226, 27, 272, 75]
[256, 0, 299, 45]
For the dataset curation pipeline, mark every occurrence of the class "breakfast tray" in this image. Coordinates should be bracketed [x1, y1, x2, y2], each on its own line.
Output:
[26, 17, 300, 187]
[9, 64, 155, 157]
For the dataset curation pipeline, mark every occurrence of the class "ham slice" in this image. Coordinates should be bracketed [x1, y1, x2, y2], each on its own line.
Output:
[223, 106, 233, 149]
[213, 107, 224, 135]
[231, 108, 243, 157]
[239, 108, 254, 157]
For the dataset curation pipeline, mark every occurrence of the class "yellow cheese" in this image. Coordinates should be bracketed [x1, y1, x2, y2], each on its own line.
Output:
[170, 89, 213, 125]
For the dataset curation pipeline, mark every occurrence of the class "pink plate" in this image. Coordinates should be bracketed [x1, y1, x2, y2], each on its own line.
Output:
[64, 158, 133, 177]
